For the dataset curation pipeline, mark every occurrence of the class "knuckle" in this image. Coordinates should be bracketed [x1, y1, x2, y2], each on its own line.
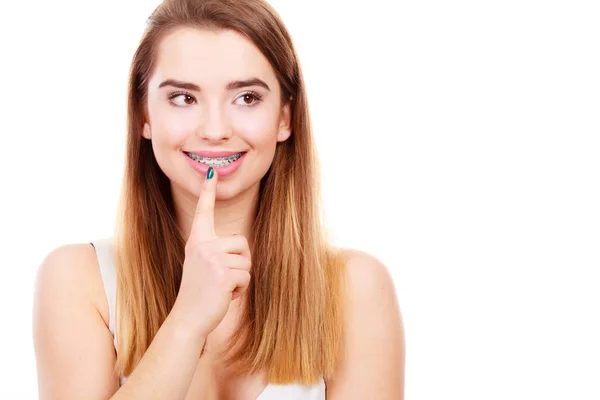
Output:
[187, 242, 213, 262]
[206, 251, 220, 266]
[232, 234, 247, 246]
[243, 271, 251, 284]
[215, 266, 226, 280]
[216, 273, 227, 289]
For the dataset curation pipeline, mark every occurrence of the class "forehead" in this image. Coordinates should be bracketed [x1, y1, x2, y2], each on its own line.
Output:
[150, 27, 276, 90]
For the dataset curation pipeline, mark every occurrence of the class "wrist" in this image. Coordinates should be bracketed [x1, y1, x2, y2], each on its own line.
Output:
[167, 304, 208, 343]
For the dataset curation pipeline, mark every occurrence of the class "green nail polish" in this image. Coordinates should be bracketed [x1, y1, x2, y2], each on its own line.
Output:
[207, 167, 214, 180]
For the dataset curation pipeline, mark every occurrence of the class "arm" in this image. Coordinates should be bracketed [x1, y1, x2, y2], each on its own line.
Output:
[326, 249, 405, 399]
[33, 244, 205, 400]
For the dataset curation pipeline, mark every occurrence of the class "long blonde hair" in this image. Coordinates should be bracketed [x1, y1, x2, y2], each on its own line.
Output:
[113, 0, 345, 384]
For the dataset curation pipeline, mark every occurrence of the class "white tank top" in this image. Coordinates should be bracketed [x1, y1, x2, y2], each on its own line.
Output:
[91, 237, 326, 399]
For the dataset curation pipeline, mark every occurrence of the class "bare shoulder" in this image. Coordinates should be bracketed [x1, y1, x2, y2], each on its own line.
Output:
[338, 248, 403, 338]
[326, 248, 405, 400]
[34, 243, 110, 326]
[340, 248, 399, 301]
[33, 242, 117, 399]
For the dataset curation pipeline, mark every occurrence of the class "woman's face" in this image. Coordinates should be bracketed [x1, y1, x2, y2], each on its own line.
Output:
[143, 27, 291, 201]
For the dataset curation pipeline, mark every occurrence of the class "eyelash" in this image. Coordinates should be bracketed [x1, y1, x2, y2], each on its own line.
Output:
[167, 90, 263, 108]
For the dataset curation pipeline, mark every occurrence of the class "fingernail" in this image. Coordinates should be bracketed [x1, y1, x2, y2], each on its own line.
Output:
[207, 167, 214, 180]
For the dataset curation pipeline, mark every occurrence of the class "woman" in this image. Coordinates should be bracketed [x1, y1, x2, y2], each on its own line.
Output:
[33, 0, 405, 398]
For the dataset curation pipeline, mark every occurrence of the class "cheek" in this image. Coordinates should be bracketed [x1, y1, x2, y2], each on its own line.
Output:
[157, 117, 193, 143]
[153, 111, 197, 144]
[232, 111, 279, 148]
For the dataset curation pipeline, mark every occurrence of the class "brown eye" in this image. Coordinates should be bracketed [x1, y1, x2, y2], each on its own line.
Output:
[236, 91, 263, 107]
[169, 92, 197, 107]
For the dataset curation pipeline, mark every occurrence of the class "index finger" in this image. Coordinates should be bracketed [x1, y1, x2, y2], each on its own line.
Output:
[191, 166, 218, 242]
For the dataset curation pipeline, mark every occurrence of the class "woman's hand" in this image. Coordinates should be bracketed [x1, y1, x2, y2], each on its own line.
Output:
[171, 167, 252, 339]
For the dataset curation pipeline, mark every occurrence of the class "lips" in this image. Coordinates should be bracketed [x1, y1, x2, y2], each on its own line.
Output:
[184, 150, 247, 178]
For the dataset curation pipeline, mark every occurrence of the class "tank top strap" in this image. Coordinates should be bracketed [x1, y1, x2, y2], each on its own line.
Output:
[90, 237, 117, 338]
[90, 238, 128, 386]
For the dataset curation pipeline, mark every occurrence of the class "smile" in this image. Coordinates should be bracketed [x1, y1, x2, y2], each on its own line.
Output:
[184, 152, 245, 168]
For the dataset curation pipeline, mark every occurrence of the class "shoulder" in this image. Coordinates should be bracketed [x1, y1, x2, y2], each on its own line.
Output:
[326, 248, 405, 398]
[340, 248, 398, 300]
[34, 242, 110, 328]
[33, 243, 119, 397]
[338, 248, 402, 335]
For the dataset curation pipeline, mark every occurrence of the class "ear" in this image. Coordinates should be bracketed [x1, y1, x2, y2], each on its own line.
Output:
[142, 122, 152, 139]
[276, 101, 292, 142]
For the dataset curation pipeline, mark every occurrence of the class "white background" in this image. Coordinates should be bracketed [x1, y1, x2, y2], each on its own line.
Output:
[1, 0, 599, 399]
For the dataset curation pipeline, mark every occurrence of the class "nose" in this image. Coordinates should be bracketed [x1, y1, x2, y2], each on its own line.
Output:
[197, 102, 233, 141]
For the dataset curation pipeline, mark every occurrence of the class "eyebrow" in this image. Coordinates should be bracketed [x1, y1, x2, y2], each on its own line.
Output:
[158, 78, 271, 91]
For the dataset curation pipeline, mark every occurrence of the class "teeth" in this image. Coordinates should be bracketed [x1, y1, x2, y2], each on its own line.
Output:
[186, 152, 243, 167]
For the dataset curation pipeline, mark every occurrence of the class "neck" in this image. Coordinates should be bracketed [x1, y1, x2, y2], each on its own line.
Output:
[173, 181, 260, 244]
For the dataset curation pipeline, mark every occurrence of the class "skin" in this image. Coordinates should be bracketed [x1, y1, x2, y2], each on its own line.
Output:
[33, 27, 405, 399]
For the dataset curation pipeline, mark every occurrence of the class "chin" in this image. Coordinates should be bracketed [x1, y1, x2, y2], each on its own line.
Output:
[215, 185, 238, 201]
[214, 179, 245, 200]
[217, 176, 263, 202]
